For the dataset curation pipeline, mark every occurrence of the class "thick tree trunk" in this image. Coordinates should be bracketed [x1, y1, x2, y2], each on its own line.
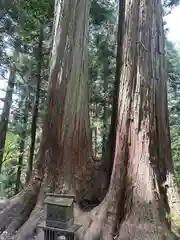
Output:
[26, 25, 43, 183]
[0, 47, 19, 172]
[0, 1, 107, 239]
[91, 0, 174, 238]
[0, 0, 177, 240]
[78, 0, 177, 238]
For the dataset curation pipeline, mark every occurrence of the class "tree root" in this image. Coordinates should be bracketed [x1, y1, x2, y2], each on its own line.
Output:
[0, 197, 37, 240]
[0, 191, 175, 240]
[13, 206, 44, 240]
[0, 199, 10, 211]
[0, 172, 177, 240]
[74, 200, 109, 240]
[117, 222, 164, 240]
[0, 179, 41, 240]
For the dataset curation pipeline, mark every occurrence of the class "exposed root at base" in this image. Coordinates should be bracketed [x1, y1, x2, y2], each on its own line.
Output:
[0, 180, 177, 240]
[0, 199, 10, 211]
[13, 206, 44, 240]
[75, 200, 109, 240]
[0, 180, 41, 240]
[0, 199, 176, 240]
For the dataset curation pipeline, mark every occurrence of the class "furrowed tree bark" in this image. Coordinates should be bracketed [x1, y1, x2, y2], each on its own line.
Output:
[0, 0, 177, 239]
[0, 44, 19, 172]
[0, 1, 110, 239]
[77, 0, 178, 238]
[89, 0, 175, 238]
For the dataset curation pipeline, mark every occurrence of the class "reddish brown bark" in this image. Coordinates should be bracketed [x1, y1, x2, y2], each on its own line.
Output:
[0, 1, 107, 239]
[0, 0, 177, 239]
[83, 0, 175, 238]
[79, 0, 177, 238]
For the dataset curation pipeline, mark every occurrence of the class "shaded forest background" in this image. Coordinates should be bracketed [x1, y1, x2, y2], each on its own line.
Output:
[0, 0, 180, 204]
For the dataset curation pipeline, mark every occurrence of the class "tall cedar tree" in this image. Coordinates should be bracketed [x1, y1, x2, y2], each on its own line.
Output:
[0, 0, 178, 239]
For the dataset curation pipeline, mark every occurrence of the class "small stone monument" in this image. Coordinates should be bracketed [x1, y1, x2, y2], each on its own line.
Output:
[44, 193, 74, 229]
[38, 193, 81, 240]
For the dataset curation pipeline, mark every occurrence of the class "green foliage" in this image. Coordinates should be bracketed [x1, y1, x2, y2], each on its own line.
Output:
[90, 0, 115, 26]
[89, 0, 116, 157]
[0, 132, 19, 197]
[2, 132, 18, 161]
[166, 41, 180, 184]
[0, 0, 52, 197]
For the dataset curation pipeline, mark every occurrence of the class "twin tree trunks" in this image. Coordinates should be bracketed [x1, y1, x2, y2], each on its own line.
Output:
[0, 0, 178, 240]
